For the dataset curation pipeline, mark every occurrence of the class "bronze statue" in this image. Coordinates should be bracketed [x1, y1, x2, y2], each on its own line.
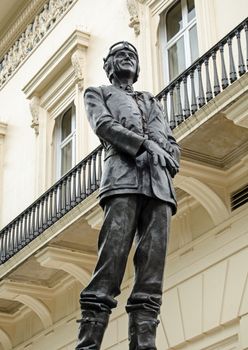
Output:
[76, 41, 180, 350]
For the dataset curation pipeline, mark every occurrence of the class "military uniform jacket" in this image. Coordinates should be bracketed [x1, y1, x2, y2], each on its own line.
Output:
[84, 85, 180, 214]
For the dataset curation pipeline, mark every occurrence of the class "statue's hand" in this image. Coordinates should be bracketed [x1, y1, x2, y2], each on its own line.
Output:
[164, 141, 174, 154]
[143, 139, 179, 177]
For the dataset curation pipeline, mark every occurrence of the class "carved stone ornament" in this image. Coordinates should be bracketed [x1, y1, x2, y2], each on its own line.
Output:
[0, 0, 76, 89]
[127, 0, 140, 35]
[0, 122, 8, 138]
[29, 96, 40, 135]
[71, 50, 85, 90]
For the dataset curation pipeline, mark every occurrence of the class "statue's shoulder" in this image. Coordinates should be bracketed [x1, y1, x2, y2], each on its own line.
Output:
[84, 85, 101, 95]
[84, 84, 113, 97]
[138, 90, 164, 111]
[138, 90, 157, 100]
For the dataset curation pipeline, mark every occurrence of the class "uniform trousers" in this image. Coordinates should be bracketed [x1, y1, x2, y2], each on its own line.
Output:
[80, 194, 172, 316]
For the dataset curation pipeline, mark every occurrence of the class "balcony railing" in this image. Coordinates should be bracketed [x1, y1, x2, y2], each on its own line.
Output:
[0, 17, 247, 264]
[157, 17, 248, 129]
[0, 146, 103, 264]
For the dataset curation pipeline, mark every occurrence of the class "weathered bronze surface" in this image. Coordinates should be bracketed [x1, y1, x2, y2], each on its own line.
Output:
[76, 41, 180, 350]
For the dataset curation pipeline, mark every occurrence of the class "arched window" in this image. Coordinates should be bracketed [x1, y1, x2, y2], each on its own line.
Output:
[55, 105, 76, 178]
[161, 0, 199, 82]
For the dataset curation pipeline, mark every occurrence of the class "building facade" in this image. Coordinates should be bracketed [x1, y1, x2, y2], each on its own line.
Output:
[0, 0, 248, 349]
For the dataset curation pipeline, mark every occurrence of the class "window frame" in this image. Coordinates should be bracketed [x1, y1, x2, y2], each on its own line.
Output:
[23, 29, 90, 194]
[55, 104, 76, 179]
[160, 0, 198, 83]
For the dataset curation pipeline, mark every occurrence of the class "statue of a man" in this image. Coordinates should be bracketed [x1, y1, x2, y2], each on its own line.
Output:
[76, 41, 180, 350]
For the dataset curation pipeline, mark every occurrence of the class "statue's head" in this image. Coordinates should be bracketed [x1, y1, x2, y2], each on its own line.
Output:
[103, 41, 140, 83]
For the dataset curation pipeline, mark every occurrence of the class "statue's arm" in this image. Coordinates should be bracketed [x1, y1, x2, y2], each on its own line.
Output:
[84, 86, 145, 157]
[166, 125, 181, 164]
[155, 96, 181, 164]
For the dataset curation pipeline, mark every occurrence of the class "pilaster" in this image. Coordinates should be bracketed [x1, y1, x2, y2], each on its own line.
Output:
[0, 122, 8, 227]
[240, 314, 248, 349]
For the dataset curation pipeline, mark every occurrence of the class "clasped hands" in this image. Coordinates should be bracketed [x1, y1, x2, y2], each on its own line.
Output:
[143, 139, 179, 177]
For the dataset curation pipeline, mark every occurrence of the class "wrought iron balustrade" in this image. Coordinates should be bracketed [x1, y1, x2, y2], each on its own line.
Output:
[0, 146, 103, 264]
[157, 17, 248, 129]
[1, 18, 247, 265]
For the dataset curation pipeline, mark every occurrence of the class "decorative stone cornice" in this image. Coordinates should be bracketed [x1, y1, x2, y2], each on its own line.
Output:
[0, 0, 78, 90]
[0, 0, 46, 58]
[127, 0, 141, 35]
[23, 29, 90, 99]
[22, 29, 90, 130]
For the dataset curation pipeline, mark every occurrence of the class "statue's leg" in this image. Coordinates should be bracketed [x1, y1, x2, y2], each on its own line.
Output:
[75, 310, 109, 350]
[76, 195, 139, 350]
[126, 197, 172, 350]
[128, 310, 159, 350]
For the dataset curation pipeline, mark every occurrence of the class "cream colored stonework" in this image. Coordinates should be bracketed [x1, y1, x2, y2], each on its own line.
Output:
[0, 0, 248, 349]
[0, 0, 79, 89]
[0, 122, 7, 228]
[23, 29, 90, 193]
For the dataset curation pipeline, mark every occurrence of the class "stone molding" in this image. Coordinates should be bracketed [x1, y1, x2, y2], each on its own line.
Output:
[0, 191, 99, 279]
[0, 0, 46, 58]
[71, 49, 86, 90]
[0, 122, 7, 135]
[182, 139, 248, 170]
[23, 29, 90, 133]
[224, 92, 248, 129]
[0, 122, 7, 139]
[127, 0, 141, 35]
[174, 73, 248, 143]
[29, 95, 40, 135]
[240, 314, 248, 349]
[0, 0, 78, 90]
[0, 280, 53, 328]
[23, 29, 90, 99]
[0, 122, 7, 228]
[0, 329, 12, 350]
[85, 206, 104, 230]
[36, 246, 95, 286]
[175, 174, 229, 225]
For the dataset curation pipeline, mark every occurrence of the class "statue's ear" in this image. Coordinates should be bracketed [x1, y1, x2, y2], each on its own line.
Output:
[103, 57, 113, 82]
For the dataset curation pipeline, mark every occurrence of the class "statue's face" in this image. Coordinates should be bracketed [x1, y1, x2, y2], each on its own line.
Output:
[113, 49, 138, 78]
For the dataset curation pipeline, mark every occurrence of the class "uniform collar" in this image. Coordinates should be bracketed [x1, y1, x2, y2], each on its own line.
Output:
[113, 83, 134, 92]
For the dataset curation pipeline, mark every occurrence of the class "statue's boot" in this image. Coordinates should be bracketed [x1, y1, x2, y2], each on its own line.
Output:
[75, 310, 109, 350]
[128, 311, 159, 350]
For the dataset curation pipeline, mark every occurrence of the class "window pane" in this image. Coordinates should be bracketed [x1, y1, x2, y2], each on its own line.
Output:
[61, 108, 72, 141]
[61, 141, 72, 175]
[187, 0, 196, 22]
[166, 1, 183, 41]
[168, 37, 186, 80]
[189, 24, 199, 62]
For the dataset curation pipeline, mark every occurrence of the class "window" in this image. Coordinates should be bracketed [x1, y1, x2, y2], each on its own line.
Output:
[55, 105, 76, 178]
[161, 0, 199, 82]
[23, 29, 90, 193]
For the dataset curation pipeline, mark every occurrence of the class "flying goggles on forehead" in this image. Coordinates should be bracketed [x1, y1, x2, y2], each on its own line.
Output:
[103, 41, 139, 62]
